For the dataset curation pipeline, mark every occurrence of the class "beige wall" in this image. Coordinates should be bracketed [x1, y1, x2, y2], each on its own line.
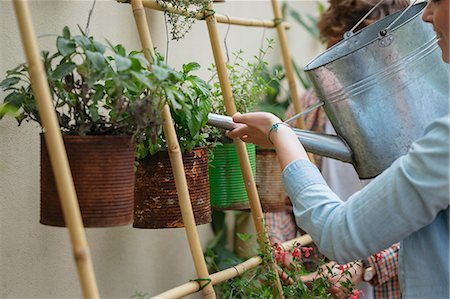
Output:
[0, 1, 321, 298]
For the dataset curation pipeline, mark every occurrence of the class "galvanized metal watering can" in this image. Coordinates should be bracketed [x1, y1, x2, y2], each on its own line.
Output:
[208, 2, 449, 179]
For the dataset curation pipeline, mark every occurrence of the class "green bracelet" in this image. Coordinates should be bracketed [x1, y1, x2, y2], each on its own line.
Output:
[267, 122, 290, 145]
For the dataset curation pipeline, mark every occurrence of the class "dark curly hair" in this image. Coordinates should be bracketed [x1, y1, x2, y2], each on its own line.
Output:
[318, 0, 410, 47]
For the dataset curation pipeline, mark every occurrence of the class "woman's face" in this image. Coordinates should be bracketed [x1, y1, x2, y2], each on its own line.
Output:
[422, 0, 450, 63]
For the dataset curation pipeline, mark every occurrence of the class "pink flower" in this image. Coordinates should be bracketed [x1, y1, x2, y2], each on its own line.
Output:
[301, 247, 313, 258]
[275, 244, 283, 252]
[292, 248, 301, 260]
[349, 289, 363, 299]
[339, 264, 346, 273]
[274, 250, 288, 264]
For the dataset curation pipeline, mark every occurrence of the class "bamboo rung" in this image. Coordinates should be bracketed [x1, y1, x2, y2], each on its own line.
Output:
[139, 0, 290, 29]
[151, 235, 313, 299]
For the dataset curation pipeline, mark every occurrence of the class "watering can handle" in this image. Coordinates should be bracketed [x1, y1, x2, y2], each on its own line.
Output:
[284, 101, 324, 125]
[206, 100, 325, 130]
[343, 0, 418, 39]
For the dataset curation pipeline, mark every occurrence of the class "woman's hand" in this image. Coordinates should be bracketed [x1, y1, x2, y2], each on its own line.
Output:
[228, 111, 309, 170]
[227, 112, 281, 148]
[301, 261, 364, 299]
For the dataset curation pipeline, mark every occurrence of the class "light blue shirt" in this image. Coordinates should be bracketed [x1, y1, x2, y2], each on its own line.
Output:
[282, 115, 449, 298]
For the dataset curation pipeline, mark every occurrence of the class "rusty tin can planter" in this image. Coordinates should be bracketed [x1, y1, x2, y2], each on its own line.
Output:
[133, 147, 212, 229]
[209, 143, 256, 210]
[256, 149, 286, 212]
[40, 135, 135, 227]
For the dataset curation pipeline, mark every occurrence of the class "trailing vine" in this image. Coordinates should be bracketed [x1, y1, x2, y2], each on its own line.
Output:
[156, 0, 212, 41]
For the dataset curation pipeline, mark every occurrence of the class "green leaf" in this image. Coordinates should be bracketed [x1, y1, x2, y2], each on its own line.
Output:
[115, 55, 132, 71]
[56, 37, 76, 56]
[62, 26, 71, 39]
[113, 44, 126, 56]
[88, 105, 100, 121]
[0, 102, 19, 119]
[93, 40, 106, 54]
[5, 64, 26, 77]
[151, 65, 169, 81]
[73, 35, 91, 49]
[121, 79, 139, 93]
[149, 140, 163, 155]
[164, 88, 182, 110]
[129, 57, 144, 71]
[91, 85, 105, 103]
[136, 143, 149, 160]
[188, 114, 201, 137]
[129, 53, 149, 69]
[236, 233, 253, 242]
[4, 92, 27, 106]
[85, 50, 107, 70]
[190, 77, 211, 97]
[131, 71, 154, 89]
[52, 62, 76, 79]
[0, 77, 20, 89]
[183, 62, 200, 73]
[76, 64, 89, 78]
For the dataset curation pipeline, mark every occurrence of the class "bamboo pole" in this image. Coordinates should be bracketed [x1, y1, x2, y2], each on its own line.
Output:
[152, 234, 313, 298]
[12, 1, 99, 298]
[140, 0, 290, 29]
[271, 0, 305, 129]
[130, 1, 216, 298]
[203, 2, 284, 298]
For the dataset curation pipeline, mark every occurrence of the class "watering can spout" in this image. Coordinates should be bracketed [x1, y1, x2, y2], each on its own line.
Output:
[207, 113, 354, 164]
[291, 129, 353, 163]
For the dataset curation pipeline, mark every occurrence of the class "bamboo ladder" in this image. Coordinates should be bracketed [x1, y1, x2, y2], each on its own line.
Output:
[133, 0, 312, 298]
[11, 0, 99, 298]
[12, 0, 311, 298]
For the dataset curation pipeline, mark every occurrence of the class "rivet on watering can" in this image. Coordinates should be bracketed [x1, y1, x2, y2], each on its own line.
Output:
[378, 33, 394, 47]
[343, 30, 354, 39]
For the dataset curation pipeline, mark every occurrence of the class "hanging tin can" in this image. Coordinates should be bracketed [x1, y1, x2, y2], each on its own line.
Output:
[209, 143, 256, 210]
[255, 149, 286, 212]
[40, 135, 135, 227]
[134, 147, 211, 229]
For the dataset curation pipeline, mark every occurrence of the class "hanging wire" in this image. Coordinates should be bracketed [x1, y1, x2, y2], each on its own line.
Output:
[85, 0, 97, 36]
[344, 0, 384, 38]
[258, 17, 267, 61]
[383, 0, 418, 32]
[223, 15, 232, 63]
[164, 13, 170, 63]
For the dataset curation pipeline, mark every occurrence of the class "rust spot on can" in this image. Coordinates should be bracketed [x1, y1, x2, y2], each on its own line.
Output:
[133, 147, 212, 229]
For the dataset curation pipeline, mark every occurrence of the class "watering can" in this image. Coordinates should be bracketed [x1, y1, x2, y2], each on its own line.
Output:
[207, 2, 449, 179]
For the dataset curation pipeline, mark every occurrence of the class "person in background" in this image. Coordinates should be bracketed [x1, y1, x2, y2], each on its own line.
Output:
[230, 0, 449, 297]
[265, 0, 409, 298]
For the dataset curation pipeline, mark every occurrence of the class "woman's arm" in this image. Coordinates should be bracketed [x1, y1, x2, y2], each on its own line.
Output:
[284, 116, 449, 262]
[230, 112, 449, 263]
[227, 112, 309, 169]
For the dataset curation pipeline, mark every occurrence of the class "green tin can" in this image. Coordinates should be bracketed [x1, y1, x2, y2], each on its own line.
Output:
[209, 143, 256, 210]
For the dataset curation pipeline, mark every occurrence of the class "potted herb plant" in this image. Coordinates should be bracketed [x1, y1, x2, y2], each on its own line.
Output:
[0, 26, 173, 227]
[133, 59, 214, 229]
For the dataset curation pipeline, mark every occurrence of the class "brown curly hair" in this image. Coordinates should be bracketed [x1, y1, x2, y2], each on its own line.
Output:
[318, 0, 410, 47]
